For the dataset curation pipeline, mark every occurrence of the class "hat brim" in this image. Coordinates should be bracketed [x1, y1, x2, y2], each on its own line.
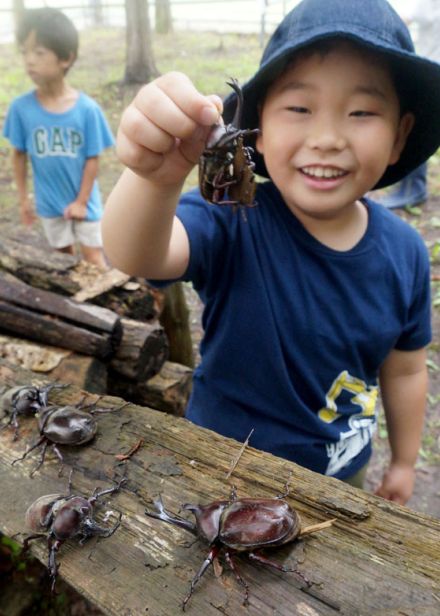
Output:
[223, 33, 440, 189]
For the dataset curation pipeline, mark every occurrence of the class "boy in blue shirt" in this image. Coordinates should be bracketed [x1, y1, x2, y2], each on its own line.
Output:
[3, 8, 114, 269]
[102, 0, 440, 504]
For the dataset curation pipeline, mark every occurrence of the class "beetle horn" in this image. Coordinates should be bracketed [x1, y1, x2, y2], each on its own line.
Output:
[226, 78, 244, 129]
[145, 495, 197, 535]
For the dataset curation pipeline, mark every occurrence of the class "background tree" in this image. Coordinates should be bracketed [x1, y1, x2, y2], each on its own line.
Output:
[155, 0, 173, 34]
[13, 0, 25, 33]
[124, 0, 159, 84]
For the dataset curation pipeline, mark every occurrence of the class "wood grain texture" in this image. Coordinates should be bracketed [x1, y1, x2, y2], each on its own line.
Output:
[0, 360, 439, 616]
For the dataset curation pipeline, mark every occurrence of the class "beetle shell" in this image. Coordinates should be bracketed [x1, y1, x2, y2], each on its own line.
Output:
[219, 499, 301, 550]
[39, 406, 97, 445]
[25, 493, 65, 532]
[52, 496, 93, 540]
[187, 498, 301, 550]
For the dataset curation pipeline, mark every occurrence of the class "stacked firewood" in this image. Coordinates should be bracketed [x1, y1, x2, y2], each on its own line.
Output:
[0, 234, 193, 416]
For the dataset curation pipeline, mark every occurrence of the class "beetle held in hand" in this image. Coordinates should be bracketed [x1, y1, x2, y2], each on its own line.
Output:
[145, 486, 334, 610]
[199, 79, 259, 210]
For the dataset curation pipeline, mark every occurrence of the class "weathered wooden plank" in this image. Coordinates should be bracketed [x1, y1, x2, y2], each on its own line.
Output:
[0, 359, 439, 616]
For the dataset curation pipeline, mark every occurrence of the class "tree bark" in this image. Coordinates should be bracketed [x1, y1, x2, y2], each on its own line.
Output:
[124, 0, 159, 84]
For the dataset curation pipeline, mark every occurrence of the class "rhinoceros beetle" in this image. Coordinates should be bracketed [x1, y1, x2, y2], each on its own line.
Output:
[12, 396, 129, 476]
[0, 383, 64, 441]
[145, 486, 334, 610]
[23, 470, 126, 592]
[199, 78, 259, 211]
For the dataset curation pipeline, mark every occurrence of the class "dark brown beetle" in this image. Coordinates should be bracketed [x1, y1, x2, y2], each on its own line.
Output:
[199, 78, 259, 211]
[0, 383, 64, 441]
[23, 470, 126, 592]
[146, 486, 334, 610]
[12, 396, 129, 476]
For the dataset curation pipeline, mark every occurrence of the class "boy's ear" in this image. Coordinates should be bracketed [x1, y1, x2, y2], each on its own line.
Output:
[389, 112, 415, 165]
[61, 52, 76, 72]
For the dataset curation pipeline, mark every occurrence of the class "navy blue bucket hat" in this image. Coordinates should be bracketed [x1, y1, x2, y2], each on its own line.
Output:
[223, 0, 440, 188]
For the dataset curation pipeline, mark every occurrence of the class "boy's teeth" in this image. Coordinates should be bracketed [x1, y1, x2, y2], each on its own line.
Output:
[303, 166, 345, 178]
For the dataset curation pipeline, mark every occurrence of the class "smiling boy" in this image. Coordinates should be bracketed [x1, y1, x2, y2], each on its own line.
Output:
[102, 0, 440, 504]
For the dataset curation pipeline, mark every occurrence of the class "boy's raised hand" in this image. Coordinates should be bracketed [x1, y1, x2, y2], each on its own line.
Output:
[117, 72, 223, 187]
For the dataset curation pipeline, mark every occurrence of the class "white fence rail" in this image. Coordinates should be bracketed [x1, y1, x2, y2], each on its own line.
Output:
[0, 0, 301, 44]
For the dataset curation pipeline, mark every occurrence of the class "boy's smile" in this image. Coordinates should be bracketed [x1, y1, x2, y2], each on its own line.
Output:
[256, 42, 414, 232]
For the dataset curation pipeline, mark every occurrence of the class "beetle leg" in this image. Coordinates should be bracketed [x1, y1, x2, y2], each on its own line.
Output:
[247, 550, 311, 587]
[30, 440, 50, 477]
[182, 543, 222, 611]
[224, 549, 250, 606]
[21, 532, 46, 553]
[89, 475, 127, 505]
[11, 435, 45, 466]
[47, 536, 61, 593]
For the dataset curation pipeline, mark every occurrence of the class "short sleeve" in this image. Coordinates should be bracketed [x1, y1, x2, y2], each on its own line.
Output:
[3, 100, 27, 151]
[175, 188, 237, 291]
[394, 241, 431, 350]
[84, 102, 115, 157]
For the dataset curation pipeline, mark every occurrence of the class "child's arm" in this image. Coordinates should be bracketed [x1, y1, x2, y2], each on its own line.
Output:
[64, 156, 99, 220]
[102, 72, 222, 279]
[376, 347, 428, 505]
[12, 148, 36, 226]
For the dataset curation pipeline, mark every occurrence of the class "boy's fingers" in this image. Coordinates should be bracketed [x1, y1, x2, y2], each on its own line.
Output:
[116, 129, 165, 174]
[121, 105, 176, 154]
[135, 72, 221, 135]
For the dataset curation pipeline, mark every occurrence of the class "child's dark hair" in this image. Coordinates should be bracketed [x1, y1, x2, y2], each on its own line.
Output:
[17, 8, 78, 65]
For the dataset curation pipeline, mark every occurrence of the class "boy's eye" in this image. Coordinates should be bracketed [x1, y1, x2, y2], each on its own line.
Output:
[287, 106, 310, 114]
[350, 110, 377, 117]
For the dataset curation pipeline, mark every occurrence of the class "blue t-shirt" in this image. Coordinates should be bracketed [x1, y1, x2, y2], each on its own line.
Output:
[154, 182, 431, 479]
[3, 91, 114, 220]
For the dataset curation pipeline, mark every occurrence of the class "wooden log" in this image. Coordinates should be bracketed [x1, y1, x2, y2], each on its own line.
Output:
[109, 360, 192, 415]
[0, 301, 115, 359]
[110, 318, 169, 381]
[85, 278, 165, 322]
[0, 359, 439, 616]
[0, 272, 122, 359]
[0, 235, 81, 295]
[0, 334, 107, 393]
[0, 271, 121, 334]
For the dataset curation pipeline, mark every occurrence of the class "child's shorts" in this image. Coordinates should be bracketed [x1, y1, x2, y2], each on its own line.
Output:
[41, 217, 103, 248]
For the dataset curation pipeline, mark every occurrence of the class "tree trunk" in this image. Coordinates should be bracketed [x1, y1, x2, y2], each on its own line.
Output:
[124, 0, 159, 84]
[160, 283, 194, 368]
[155, 0, 173, 34]
[89, 0, 104, 26]
[13, 0, 25, 33]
